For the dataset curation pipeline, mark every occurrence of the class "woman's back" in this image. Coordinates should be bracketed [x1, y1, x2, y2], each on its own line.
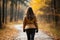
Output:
[23, 7, 38, 40]
[24, 16, 36, 29]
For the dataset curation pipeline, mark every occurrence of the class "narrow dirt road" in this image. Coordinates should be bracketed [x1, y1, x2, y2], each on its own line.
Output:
[9, 24, 53, 40]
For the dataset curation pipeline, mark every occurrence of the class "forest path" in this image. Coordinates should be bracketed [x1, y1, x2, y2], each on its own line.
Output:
[9, 24, 53, 40]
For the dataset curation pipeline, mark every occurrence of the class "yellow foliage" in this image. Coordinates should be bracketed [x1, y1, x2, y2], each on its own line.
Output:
[29, 0, 51, 15]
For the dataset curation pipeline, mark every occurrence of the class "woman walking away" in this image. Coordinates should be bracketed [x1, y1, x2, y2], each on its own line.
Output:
[23, 7, 38, 40]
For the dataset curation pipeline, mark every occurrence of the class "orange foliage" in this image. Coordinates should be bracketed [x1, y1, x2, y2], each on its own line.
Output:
[29, 0, 51, 15]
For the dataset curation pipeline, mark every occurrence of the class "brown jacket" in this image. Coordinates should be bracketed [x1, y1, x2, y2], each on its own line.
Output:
[23, 16, 38, 29]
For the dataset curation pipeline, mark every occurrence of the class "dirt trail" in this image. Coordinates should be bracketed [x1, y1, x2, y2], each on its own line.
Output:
[11, 24, 53, 40]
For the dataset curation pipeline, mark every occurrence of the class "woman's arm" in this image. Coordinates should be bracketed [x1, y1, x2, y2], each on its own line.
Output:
[34, 17, 38, 32]
[23, 17, 27, 32]
[34, 17, 38, 28]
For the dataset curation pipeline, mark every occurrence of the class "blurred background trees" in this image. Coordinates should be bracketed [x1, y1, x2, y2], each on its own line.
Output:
[0, 0, 60, 31]
[0, 0, 29, 28]
[0, 0, 60, 39]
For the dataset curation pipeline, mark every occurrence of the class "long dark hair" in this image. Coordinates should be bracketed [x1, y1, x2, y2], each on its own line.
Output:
[26, 7, 35, 20]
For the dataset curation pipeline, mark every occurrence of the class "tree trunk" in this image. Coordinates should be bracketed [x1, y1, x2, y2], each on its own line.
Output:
[10, 0, 14, 22]
[2, 0, 5, 23]
[4, 0, 7, 24]
[0, 0, 2, 28]
[14, 0, 17, 21]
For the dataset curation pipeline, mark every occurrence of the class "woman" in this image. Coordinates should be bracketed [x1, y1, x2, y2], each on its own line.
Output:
[23, 7, 38, 40]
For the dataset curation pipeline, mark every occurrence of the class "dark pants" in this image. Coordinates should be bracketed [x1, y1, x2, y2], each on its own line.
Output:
[25, 28, 35, 40]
